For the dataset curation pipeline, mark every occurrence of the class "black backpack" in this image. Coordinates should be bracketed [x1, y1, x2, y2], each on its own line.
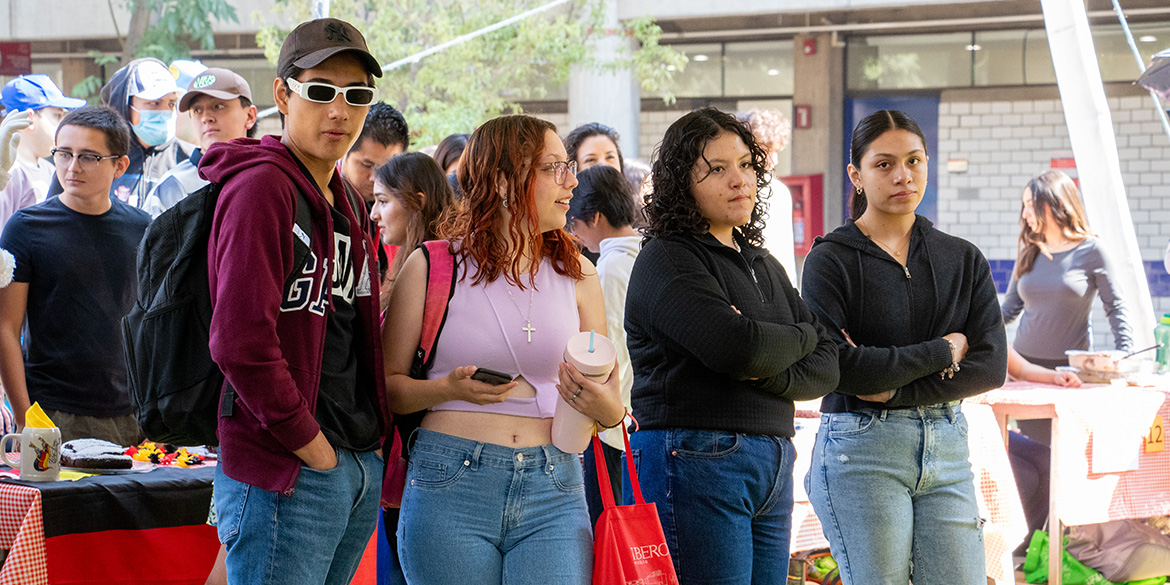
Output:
[121, 183, 311, 446]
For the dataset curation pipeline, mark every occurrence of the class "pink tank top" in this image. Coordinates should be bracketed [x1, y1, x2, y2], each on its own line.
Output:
[429, 256, 580, 418]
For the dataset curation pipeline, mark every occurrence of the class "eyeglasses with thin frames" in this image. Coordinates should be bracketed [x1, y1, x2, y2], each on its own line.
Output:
[285, 78, 376, 106]
[50, 149, 121, 171]
[539, 160, 577, 186]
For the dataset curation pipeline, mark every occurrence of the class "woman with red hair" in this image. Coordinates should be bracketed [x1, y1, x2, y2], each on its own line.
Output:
[383, 115, 624, 585]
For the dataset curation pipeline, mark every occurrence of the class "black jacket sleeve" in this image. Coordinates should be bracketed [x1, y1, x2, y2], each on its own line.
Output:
[802, 245, 954, 396]
[646, 246, 818, 383]
[884, 250, 1008, 407]
[749, 286, 840, 401]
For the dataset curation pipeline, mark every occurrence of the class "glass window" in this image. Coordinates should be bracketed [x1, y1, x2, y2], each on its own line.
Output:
[973, 30, 1025, 86]
[724, 41, 794, 97]
[1023, 29, 1057, 85]
[846, 33, 973, 90]
[664, 43, 723, 98]
[1092, 23, 1170, 83]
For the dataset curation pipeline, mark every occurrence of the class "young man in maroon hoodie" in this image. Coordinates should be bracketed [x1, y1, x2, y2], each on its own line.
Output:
[201, 18, 386, 585]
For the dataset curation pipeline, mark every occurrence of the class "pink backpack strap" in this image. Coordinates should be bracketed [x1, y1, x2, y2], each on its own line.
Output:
[414, 240, 456, 375]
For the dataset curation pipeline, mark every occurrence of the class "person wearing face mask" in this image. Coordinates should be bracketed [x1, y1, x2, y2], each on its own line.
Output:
[46, 58, 194, 208]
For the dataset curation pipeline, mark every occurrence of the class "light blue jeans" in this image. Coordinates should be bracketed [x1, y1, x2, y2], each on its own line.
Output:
[397, 429, 591, 585]
[214, 448, 383, 585]
[627, 429, 795, 585]
[805, 404, 986, 585]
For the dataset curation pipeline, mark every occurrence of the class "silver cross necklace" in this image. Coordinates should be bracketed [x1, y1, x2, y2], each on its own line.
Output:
[505, 286, 536, 342]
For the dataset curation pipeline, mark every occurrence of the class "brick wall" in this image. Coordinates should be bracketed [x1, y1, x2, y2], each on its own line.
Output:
[936, 94, 1170, 350]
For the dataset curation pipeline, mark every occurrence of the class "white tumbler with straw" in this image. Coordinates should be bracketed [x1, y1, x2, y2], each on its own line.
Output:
[553, 330, 616, 453]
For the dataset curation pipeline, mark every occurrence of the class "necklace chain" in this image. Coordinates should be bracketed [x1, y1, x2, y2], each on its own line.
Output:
[505, 286, 536, 343]
[858, 217, 910, 258]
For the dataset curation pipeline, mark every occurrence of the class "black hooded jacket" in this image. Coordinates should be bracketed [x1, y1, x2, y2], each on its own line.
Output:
[47, 58, 194, 207]
[625, 232, 839, 438]
[801, 215, 1007, 413]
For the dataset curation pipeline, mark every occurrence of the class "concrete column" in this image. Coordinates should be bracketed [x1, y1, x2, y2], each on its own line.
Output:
[567, 0, 640, 158]
[791, 33, 845, 229]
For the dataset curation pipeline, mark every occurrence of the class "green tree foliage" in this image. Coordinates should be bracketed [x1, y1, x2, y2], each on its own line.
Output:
[133, 0, 239, 63]
[257, 0, 685, 146]
[72, 0, 239, 101]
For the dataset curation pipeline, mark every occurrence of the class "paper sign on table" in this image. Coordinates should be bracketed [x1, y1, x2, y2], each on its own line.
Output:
[1091, 412, 1142, 474]
[1147, 416, 1165, 454]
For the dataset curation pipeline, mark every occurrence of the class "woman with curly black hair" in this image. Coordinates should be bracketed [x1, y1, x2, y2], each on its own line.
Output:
[624, 107, 839, 582]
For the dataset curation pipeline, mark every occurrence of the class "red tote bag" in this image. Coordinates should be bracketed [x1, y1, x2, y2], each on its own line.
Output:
[591, 424, 680, 585]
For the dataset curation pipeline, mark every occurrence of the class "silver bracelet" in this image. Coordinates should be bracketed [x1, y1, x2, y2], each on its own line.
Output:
[940, 339, 961, 380]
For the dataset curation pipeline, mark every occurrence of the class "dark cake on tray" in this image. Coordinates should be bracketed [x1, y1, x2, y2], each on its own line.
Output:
[61, 439, 133, 469]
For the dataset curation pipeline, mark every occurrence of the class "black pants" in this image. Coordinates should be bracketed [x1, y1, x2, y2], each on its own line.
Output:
[583, 441, 624, 530]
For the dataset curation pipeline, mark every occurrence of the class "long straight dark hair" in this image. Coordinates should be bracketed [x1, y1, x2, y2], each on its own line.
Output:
[849, 110, 928, 219]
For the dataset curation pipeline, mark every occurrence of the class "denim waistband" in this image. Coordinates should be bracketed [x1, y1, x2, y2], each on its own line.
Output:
[850, 402, 962, 421]
[410, 428, 577, 471]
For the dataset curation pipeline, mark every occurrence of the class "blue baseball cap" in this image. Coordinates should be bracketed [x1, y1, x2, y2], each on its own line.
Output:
[1, 75, 86, 112]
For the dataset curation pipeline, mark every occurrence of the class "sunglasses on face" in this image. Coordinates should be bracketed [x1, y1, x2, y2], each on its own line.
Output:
[539, 160, 577, 186]
[285, 78, 375, 106]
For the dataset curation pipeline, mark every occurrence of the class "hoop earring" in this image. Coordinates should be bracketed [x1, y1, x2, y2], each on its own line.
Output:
[502, 197, 509, 209]
[856, 186, 863, 195]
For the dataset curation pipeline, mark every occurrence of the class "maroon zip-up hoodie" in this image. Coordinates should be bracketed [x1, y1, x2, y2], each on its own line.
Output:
[202, 135, 386, 494]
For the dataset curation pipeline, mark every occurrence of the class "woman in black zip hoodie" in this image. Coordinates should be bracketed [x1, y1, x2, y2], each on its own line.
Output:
[801, 110, 1007, 585]
[624, 107, 838, 583]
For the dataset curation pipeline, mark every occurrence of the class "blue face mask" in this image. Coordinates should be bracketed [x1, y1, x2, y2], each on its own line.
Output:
[130, 106, 176, 147]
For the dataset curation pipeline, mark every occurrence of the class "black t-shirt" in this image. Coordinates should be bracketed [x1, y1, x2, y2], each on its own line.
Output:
[315, 205, 380, 452]
[0, 197, 149, 416]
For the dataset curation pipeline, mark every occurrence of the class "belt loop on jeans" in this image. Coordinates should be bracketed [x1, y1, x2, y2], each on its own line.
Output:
[945, 400, 960, 423]
[468, 442, 483, 470]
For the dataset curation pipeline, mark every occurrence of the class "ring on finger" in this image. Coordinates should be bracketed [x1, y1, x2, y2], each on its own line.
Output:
[572, 386, 583, 399]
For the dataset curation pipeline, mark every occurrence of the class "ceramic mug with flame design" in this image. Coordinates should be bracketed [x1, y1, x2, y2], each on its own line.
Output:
[1, 427, 61, 481]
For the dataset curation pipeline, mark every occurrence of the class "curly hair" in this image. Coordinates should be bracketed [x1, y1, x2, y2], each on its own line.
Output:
[440, 115, 583, 287]
[564, 122, 624, 173]
[1015, 169, 1091, 276]
[737, 109, 791, 157]
[643, 107, 770, 247]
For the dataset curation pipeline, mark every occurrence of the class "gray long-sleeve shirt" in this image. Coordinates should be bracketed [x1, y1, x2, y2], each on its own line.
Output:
[1001, 237, 1133, 361]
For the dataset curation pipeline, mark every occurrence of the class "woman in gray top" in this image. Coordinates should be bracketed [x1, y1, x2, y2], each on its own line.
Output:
[1001, 169, 1132, 369]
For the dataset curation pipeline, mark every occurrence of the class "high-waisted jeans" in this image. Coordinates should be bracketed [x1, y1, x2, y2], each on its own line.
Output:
[627, 429, 795, 585]
[397, 428, 591, 585]
[805, 404, 986, 585]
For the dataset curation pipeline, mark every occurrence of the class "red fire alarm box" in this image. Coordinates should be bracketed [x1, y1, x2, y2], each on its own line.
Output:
[781, 173, 823, 256]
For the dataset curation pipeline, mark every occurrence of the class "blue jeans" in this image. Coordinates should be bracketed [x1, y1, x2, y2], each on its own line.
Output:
[805, 405, 985, 585]
[214, 448, 383, 585]
[626, 429, 795, 585]
[397, 429, 591, 585]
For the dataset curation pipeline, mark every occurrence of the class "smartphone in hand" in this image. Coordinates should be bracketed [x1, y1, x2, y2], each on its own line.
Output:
[470, 367, 514, 386]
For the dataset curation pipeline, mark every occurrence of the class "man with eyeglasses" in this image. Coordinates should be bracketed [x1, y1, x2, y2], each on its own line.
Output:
[45, 58, 195, 209]
[199, 18, 386, 585]
[0, 106, 149, 442]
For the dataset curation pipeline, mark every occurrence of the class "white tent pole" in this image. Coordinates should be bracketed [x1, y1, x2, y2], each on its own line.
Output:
[1041, 0, 1157, 353]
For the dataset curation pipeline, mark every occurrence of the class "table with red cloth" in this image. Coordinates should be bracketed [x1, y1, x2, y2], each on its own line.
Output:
[968, 380, 1170, 585]
[788, 401, 1030, 584]
[0, 466, 219, 585]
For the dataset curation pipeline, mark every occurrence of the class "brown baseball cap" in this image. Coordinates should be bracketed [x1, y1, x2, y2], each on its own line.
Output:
[277, 18, 382, 78]
[179, 68, 253, 112]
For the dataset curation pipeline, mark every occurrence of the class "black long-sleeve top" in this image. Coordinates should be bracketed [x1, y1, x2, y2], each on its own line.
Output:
[801, 215, 1007, 413]
[625, 232, 839, 438]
